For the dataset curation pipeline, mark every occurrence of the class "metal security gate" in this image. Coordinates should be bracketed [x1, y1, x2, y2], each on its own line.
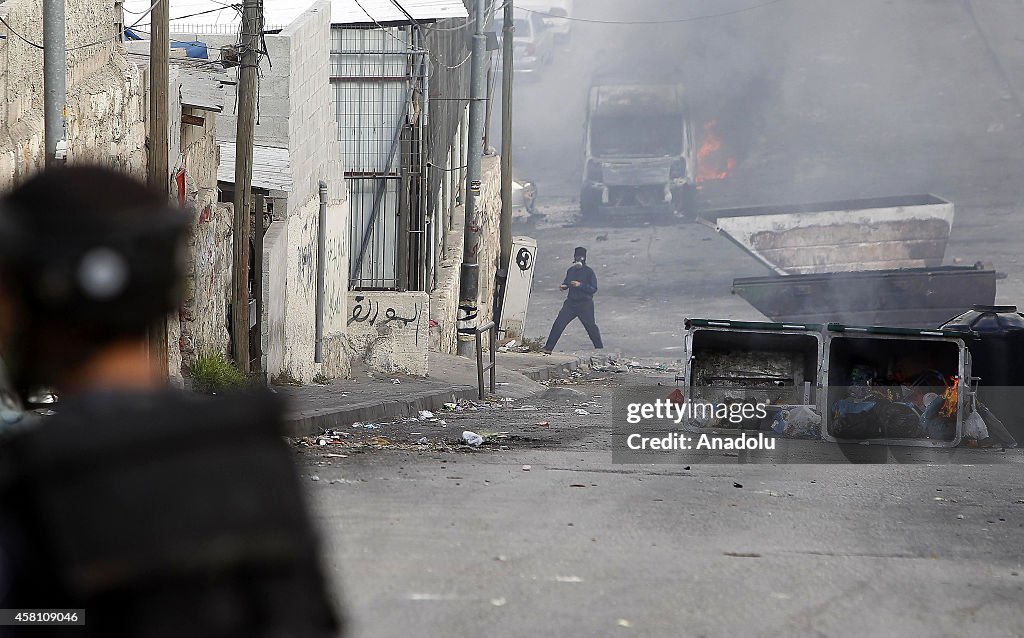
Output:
[332, 25, 427, 291]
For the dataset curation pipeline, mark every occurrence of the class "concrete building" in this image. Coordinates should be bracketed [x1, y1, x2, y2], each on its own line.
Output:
[0, 1, 234, 384]
[331, 0, 505, 376]
[148, 0, 352, 384]
[120, 0, 504, 381]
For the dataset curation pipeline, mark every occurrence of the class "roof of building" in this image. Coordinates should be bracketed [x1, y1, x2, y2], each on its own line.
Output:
[122, 0, 320, 33]
[123, 0, 467, 31]
[217, 141, 293, 193]
[121, 0, 466, 31]
[178, 69, 228, 113]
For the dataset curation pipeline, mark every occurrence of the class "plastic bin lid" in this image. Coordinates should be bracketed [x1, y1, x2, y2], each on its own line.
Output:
[685, 318, 824, 332]
[825, 323, 966, 338]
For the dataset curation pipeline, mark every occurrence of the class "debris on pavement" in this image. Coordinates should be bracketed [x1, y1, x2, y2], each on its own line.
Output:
[419, 410, 435, 420]
[462, 431, 484, 447]
[417, 437, 429, 445]
[540, 386, 587, 401]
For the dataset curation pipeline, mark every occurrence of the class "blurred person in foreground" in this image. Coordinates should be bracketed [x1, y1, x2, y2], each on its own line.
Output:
[0, 166, 341, 637]
[543, 246, 603, 354]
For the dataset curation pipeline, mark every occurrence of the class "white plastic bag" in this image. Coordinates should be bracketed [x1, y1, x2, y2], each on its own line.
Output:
[964, 397, 989, 440]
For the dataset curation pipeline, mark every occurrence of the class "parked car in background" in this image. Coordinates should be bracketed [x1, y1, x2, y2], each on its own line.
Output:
[511, 178, 539, 226]
[495, 8, 555, 77]
[518, 0, 573, 44]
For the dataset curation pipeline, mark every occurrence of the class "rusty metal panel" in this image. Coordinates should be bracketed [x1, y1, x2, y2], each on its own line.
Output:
[704, 195, 955, 275]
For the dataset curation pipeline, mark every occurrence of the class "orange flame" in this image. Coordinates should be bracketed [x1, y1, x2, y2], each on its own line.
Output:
[695, 120, 737, 185]
[939, 377, 959, 418]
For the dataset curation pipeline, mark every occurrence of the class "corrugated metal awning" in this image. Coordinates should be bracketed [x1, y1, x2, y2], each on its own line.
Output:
[217, 142, 292, 193]
[331, 0, 468, 26]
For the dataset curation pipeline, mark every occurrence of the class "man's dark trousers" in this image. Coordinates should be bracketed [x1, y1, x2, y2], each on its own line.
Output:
[545, 299, 603, 351]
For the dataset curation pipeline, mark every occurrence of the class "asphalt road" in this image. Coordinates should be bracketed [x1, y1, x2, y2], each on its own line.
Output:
[504, 0, 1024, 356]
[302, 372, 1024, 638]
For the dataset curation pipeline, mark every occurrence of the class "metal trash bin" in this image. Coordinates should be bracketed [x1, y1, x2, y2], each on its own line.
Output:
[822, 325, 971, 447]
[941, 305, 1024, 443]
[682, 319, 824, 435]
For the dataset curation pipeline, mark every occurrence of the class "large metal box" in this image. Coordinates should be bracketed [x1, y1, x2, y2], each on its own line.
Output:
[683, 319, 825, 431]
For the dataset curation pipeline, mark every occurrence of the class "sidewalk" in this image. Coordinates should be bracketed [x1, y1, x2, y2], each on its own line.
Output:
[279, 351, 581, 436]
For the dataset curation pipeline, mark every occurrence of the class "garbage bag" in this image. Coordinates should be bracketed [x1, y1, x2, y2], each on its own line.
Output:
[963, 397, 989, 440]
[833, 397, 923, 439]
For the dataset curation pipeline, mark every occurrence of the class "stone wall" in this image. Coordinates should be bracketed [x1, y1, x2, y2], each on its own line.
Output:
[347, 291, 430, 376]
[0, 0, 146, 186]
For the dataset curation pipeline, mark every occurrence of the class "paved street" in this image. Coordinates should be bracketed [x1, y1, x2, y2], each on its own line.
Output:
[303, 371, 1024, 638]
[305, 1, 1024, 635]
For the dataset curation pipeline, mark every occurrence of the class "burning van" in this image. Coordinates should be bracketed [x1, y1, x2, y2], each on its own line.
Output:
[580, 84, 696, 219]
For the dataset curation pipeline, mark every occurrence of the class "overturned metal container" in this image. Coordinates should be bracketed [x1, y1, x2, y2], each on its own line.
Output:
[682, 319, 972, 447]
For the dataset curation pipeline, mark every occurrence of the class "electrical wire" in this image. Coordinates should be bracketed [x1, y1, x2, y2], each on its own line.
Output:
[0, 15, 43, 49]
[519, 0, 788, 25]
[0, 1, 237, 53]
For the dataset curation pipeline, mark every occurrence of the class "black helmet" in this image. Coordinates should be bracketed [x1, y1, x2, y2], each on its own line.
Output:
[0, 166, 190, 337]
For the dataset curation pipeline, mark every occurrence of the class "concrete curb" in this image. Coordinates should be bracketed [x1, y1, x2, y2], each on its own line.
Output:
[284, 384, 479, 438]
[283, 355, 584, 437]
[505, 355, 583, 382]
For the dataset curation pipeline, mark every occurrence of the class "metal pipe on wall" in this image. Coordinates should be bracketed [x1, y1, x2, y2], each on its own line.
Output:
[495, 0, 515, 327]
[315, 181, 328, 364]
[456, 0, 490, 357]
[42, 0, 66, 166]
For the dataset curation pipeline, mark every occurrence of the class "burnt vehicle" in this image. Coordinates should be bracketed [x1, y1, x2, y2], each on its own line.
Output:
[580, 84, 696, 219]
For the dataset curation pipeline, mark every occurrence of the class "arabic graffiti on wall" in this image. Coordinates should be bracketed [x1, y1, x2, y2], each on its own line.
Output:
[349, 294, 423, 346]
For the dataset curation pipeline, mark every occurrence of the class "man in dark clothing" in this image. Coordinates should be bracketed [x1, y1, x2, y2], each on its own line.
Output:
[0, 167, 341, 637]
[544, 246, 604, 353]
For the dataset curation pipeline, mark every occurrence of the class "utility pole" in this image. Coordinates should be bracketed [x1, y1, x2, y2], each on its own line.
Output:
[232, 0, 261, 375]
[147, 0, 170, 379]
[494, 0, 514, 326]
[456, 0, 490, 357]
[42, 0, 66, 167]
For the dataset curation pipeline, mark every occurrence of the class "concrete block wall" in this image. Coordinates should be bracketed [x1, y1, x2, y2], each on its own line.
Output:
[274, 2, 349, 383]
[0, 0, 146, 187]
[347, 291, 430, 376]
[206, 1, 349, 384]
